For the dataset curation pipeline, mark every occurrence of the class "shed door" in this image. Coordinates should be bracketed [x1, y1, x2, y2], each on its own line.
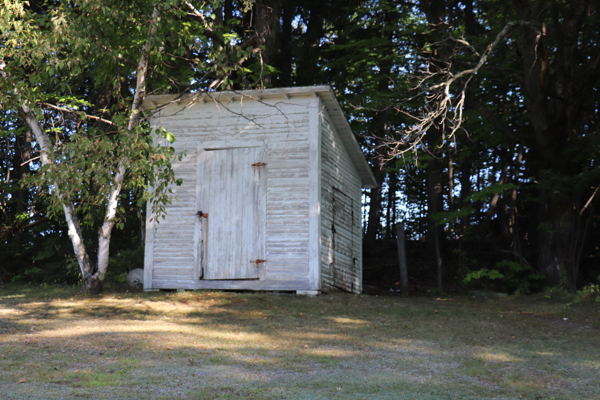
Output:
[198, 147, 266, 280]
[330, 187, 357, 291]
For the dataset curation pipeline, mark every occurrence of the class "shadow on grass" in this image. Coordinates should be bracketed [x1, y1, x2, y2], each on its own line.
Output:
[1, 286, 599, 399]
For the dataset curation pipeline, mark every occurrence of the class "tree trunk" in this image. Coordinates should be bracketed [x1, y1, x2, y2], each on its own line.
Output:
[396, 222, 409, 297]
[295, 2, 325, 86]
[459, 157, 471, 232]
[385, 172, 396, 240]
[21, 7, 160, 293]
[94, 6, 160, 291]
[21, 103, 97, 291]
[483, 164, 509, 232]
[365, 164, 384, 242]
[254, 0, 281, 86]
[279, 2, 294, 86]
[538, 190, 580, 291]
[426, 127, 444, 289]
[421, 0, 448, 289]
[365, 103, 390, 242]
[447, 153, 454, 211]
[513, 3, 589, 291]
[508, 152, 522, 255]
[13, 129, 33, 246]
[223, 0, 233, 23]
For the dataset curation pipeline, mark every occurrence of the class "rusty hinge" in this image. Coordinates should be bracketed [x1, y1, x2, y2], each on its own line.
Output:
[251, 162, 267, 167]
[250, 259, 267, 265]
[197, 211, 208, 218]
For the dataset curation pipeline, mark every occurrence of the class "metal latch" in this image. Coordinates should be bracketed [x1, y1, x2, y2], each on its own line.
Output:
[197, 211, 207, 217]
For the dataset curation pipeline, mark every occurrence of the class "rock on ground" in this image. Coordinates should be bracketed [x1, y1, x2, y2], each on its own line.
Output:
[126, 268, 144, 289]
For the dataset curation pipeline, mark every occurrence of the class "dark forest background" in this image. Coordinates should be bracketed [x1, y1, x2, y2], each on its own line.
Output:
[1, 0, 599, 296]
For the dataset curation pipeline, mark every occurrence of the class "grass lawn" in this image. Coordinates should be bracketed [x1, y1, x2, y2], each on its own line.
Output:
[0, 284, 599, 400]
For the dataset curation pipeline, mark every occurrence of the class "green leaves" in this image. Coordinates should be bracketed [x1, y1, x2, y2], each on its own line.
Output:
[465, 183, 519, 203]
[464, 260, 545, 293]
[164, 131, 176, 143]
[464, 268, 504, 282]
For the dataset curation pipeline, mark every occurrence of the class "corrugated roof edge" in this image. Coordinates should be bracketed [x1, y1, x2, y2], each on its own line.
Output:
[142, 86, 377, 189]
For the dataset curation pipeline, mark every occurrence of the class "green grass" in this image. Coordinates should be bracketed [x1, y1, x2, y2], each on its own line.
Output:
[0, 284, 599, 399]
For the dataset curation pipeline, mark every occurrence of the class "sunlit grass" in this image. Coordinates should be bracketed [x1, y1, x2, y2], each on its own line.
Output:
[0, 284, 599, 399]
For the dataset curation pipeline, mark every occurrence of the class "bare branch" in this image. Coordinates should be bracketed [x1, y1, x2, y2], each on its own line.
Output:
[20, 155, 41, 166]
[185, 1, 225, 47]
[39, 102, 116, 126]
[385, 20, 536, 159]
[580, 187, 599, 216]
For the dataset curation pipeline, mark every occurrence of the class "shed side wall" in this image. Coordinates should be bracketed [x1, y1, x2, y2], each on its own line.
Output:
[319, 106, 363, 294]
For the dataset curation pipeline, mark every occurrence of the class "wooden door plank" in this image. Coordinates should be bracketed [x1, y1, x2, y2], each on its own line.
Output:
[193, 145, 204, 280]
[227, 148, 237, 275]
[203, 147, 263, 279]
[237, 148, 248, 277]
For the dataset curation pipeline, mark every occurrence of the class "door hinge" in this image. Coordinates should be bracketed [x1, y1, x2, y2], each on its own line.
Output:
[250, 259, 267, 265]
[251, 162, 267, 167]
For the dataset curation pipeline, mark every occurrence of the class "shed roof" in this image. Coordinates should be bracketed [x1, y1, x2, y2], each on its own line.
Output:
[143, 86, 377, 188]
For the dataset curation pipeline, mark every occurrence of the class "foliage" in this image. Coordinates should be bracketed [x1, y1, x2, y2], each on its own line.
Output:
[0, 0, 261, 290]
[357, 0, 600, 292]
[574, 283, 600, 305]
[103, 246, 145, 284]
[463, 260, 545, 294]
[1, 0, 599, 295]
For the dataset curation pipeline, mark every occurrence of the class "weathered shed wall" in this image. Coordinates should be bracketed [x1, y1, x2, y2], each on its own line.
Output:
[145, 95, 319, 290]
[319, 103, 363, 293]
[143, 86, 376, 293]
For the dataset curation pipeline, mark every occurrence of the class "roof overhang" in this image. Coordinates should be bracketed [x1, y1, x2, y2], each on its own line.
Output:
[143, 86, 377, 188]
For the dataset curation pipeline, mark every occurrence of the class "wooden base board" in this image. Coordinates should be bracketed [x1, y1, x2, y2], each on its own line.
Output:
[150, 278, 312, 292]
[296, 290, 319, 296]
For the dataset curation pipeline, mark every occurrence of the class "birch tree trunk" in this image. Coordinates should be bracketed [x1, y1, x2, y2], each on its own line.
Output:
[21, 103, 95, 286]
[20, 7, 160, 293]
[94, 6, 160, 292]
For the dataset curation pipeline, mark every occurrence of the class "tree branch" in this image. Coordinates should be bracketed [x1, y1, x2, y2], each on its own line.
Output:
[97, 6, 161, 281]
[39, 102, 116, 126]
[386, 20, 536, 158]
[21, 102, 92, 278]
[185, 1, 225, 47]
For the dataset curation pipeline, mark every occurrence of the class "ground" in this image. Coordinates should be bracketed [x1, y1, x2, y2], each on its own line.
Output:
[0, 285, 599, 399]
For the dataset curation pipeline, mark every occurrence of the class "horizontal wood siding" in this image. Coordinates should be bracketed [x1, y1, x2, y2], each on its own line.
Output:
[149, 97, 315, 290]
[151, 148, 198, 282]
[319, 108, 363, 294]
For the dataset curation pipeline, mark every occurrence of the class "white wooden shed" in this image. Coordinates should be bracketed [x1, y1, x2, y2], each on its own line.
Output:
[143, 86, 376, 294]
